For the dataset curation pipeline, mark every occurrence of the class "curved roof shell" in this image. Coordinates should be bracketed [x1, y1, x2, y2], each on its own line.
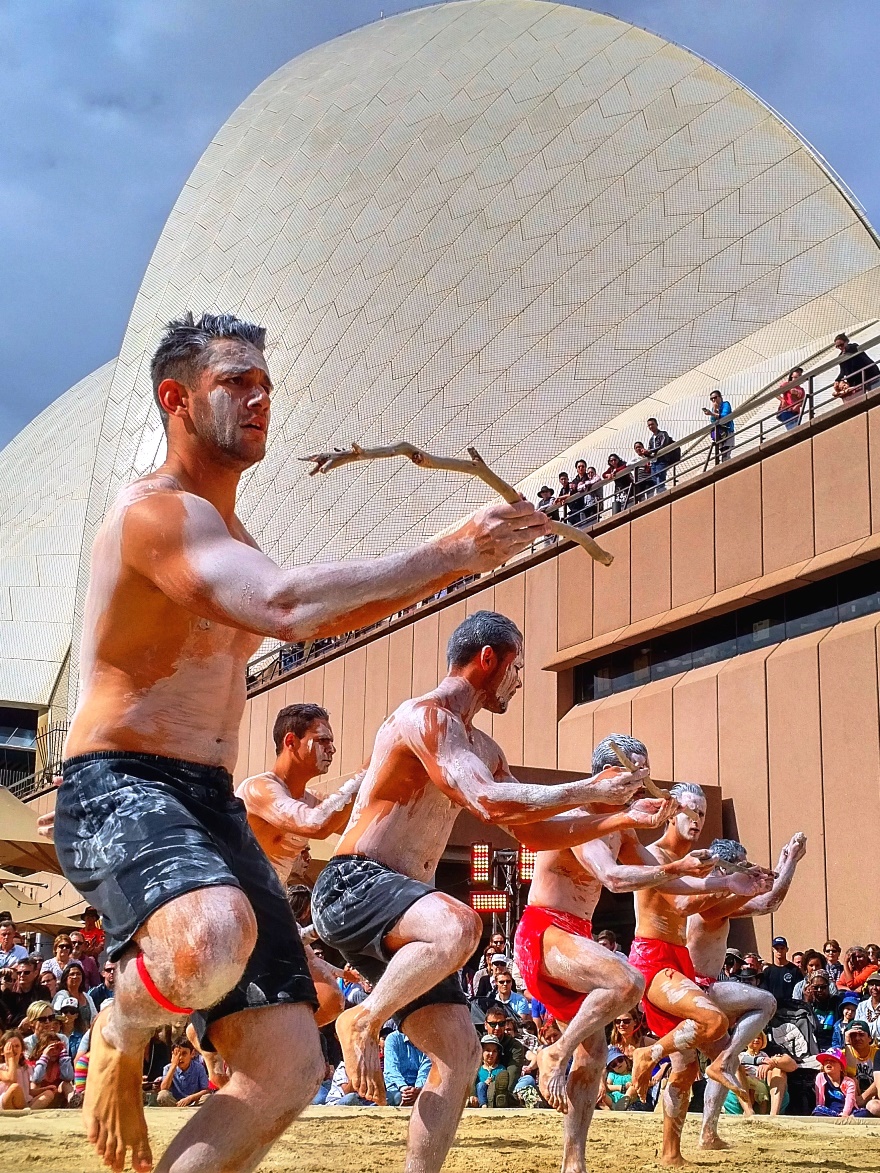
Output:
[0, 361, 114, 706]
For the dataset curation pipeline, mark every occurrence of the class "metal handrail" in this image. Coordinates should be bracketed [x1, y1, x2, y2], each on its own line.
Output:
[246, 328, 880, 696]
[4, 724, 68, 803]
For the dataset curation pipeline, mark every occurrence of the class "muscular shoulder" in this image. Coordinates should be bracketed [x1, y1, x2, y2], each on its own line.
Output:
[236, 772, 291, 809]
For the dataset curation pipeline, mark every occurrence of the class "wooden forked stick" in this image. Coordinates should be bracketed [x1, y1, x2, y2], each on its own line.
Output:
[300, 442, 614, 566]
[608, 739, 668, 801]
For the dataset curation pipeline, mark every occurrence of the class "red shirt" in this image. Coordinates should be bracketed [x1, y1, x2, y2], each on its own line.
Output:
[80, 926, 105, 957]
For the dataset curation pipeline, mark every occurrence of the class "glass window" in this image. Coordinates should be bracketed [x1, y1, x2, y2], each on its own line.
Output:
[737, 598, 785, 653]
[650, 630, 692, 680]
[785, 579, 837, 639]
[692, 614, 737, 668]
[838, 563, 880, 621]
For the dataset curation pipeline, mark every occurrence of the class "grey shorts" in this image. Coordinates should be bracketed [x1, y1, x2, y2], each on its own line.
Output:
[56, 752, 317, 1046]
[311, 854, 468, 1023]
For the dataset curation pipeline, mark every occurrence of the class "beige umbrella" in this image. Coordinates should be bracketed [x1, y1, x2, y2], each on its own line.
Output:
[0, 786, 60, 873]
[0, 870, 85, 932]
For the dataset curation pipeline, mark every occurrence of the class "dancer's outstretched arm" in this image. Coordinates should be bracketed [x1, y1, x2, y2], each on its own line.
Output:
[514, 797, 677, 849]
[240, 771, 364, 838]
[730, 832, 807, 917]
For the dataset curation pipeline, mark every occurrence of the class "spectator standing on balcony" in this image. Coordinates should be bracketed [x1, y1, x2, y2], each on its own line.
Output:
[383, 1027, 431, 1106]
[554, 471, 573, 520]
[632, 443, 655, 502]
[569, 460, 599, 526]
[833, 333, 880, 399]
[703, 390, 735, 462]
[536, 486, 556, 515]
[0, 923, 27, 971]
[776, 368, 806, 431]
[646, 418, 677, 494]
[603, 454, 633, 514]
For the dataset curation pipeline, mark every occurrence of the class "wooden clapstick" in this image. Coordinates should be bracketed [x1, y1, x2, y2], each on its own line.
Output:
[608, 739, 667, 801]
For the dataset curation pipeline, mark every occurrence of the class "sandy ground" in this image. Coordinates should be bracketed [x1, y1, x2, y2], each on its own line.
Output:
[2, 1106, 879, 1172]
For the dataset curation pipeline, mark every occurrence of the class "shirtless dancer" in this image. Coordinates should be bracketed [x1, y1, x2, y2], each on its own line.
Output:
[515, 735, 761, 1173]
[311, 611, 655, 1173]
[54, 312, 552, 1173]
[688, 831, 807, 1149]
[627, 782, 771, 1167]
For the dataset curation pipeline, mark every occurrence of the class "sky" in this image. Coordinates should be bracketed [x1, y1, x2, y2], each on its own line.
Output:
[2, 0, 878, 449]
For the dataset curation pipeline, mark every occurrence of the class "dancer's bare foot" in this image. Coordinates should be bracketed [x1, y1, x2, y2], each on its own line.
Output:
[335, 1005, 385, 1104]
[536, 1043, 570, 1113]
[705, 1056, 747, 1100]
[699, 1135, 730, 1150]
[659, 1154, 690, 1167]
[83, 1010, 152, 1172]
[629, 1045, 656, 1102]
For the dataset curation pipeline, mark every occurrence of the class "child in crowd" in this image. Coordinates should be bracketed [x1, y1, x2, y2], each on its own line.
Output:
[832, 992, 861, 1048]
[0, 1030, 30, 1111]
[812, 1048, 869, 1118]
[605, 1048, 633, 1106]
[30, 1031, 74, 1107]
[470, 1036, 510, 1108]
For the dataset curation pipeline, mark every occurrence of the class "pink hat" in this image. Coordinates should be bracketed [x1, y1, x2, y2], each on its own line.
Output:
[816, 1047, 846, 1068]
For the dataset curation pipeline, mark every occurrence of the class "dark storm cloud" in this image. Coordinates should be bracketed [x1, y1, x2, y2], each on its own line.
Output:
[1, 0, 877, 449]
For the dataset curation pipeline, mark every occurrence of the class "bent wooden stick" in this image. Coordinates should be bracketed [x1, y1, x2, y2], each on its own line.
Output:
[300, 442, 614, 566]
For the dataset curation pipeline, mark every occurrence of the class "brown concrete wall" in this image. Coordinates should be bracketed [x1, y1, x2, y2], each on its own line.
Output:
[236, 401, 880, 954]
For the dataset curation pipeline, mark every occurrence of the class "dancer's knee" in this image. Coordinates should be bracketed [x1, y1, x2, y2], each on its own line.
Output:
[437, 903, 481, 965]
[701, 1008, 729, 1043]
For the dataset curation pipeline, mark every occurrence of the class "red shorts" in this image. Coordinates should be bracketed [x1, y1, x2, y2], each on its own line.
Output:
[628, 936, 697, 1039]
[694, 973, 715, 991]
[513, 905, 593, 1024]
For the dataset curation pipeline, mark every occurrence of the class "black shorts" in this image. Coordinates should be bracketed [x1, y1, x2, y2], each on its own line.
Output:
[311, 854, 467, 1024]
[56, 752, 316, 1046]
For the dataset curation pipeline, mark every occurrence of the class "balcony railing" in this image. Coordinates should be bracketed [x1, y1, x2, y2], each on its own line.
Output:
[246, 328, 880, 697]
[4, 724, 68, 802]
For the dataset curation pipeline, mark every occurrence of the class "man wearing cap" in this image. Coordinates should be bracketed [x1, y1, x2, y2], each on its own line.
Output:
[843, 1020, 880, 1112]
[759, 936, 803, 1007]
[720, 949, 745, 982]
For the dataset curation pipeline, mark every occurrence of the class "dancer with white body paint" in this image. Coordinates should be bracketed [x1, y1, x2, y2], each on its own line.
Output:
[627, 783, 772, 1167]
[237, 702, 368, 1027]
[311, 612, 655, 1173]
[54, 312, 554, 1173]
[686, 831, 807, 1149]
[514, 735, 758, 1173]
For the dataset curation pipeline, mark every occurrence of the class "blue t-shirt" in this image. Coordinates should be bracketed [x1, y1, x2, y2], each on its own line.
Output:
[163, 1055, 209, 1099]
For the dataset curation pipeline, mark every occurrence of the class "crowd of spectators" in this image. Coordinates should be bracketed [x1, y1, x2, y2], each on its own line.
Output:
[4, 907, 880, 1124]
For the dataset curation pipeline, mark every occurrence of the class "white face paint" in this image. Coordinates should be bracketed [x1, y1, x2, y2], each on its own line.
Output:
[672, 796, 706, 841]
[490, 645, 523, 713]
[301, 720, 335, 775]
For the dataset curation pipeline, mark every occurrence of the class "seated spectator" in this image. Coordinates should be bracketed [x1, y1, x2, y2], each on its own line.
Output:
[312, 1058, 335, 1106]
[21, 1001, 66, 1060]
[482, 1006, 527, 1096]
[30, 1030, 74, 1108]
[0, 922, 27, 970]
[767, 1004, 821, 1114]
[473, 955, 514, 1005]
[41, 935, 73, 982]
[823, 940, 844, 982]
[143, 1027, 172, 1091]
[70, 1029, 90, 1109]
[703, 389, 734, 462]
[843, 1021, 879, 1109]
[0, 1030, 30, 1111]
[837, 945, 879, 991]
[869, 944, 880, 967]
[489, 972, 532, 1026]
[0, 970, 17, 1030]
[832, 992, 861, 1049]
[470, 1035, 509, 1108]
[721, 948, 746, 982]
[812, 1047, 868, 1118]
[517, 1019, 561, 1108]
[632, 442, 655, 502]
[157, 1035, 211, 1108]
[602, 454, 632, 514]
[802, 974, 839, 1050]
[776, 367, 806, 431]
[792, 951, 806, 972]
[54, 962, 97, 1028]
[40, 967, 60, 1001]
[609, 1008, 653, 1058]
[68, 932, 100, 990]
[12, 958, 51, 1018]
[605, 1048, 633, 1105]
[87, 960, 116, 1012]
[743, 951, 764, 978]
[737, 1032, 787, 1115]
[382, 1027, 431, 1107]
[793, 949, 838, 1000]
[54, 997, 85, 1059]
[856, 973, 880, 1039]
[595, 930, 629, 963]
[832, 333, 880, 399]
[471, 945, 500, 994]
[645, 417, 678, 494]
[325, 1057, 374, 1106]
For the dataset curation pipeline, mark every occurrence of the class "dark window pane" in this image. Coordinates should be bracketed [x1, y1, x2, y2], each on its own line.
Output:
[611, 647, 651, 693]
[692, 614, 737, 668]
[785, 579, 837, 639]
[838, 562, 880, 621]
[592, 662, 614, 700]
[737, 598, 785, 653]
[651, 629, 692, 680]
